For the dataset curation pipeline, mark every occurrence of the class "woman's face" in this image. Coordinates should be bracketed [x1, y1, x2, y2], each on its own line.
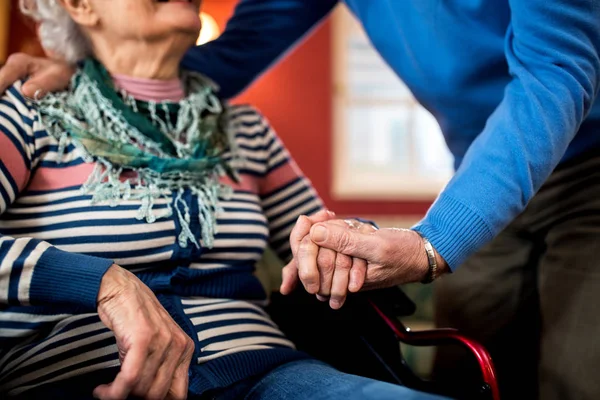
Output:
[86, 0, 202, 46]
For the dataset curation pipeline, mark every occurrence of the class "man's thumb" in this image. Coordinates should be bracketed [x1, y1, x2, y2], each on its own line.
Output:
[22, 64, 75, 98]
[310, 223, 374, 260]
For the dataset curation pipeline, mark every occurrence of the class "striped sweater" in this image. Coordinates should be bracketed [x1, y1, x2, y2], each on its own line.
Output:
[0, 81, 323, 397]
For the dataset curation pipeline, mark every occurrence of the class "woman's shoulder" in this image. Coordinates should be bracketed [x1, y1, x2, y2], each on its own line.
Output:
[1, 81, 39, 126]
[227, 104, 278, 141]
[227, 104, 268, 126]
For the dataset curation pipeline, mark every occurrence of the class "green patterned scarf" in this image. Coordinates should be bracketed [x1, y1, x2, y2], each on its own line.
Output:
[36, 58, 240, 248]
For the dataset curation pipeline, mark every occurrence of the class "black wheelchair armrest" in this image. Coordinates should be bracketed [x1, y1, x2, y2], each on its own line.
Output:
[267, 287, 410, 385]
[267, 287, 500, 400]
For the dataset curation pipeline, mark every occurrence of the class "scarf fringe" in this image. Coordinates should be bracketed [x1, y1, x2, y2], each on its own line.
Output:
[36, 69, 239, 249]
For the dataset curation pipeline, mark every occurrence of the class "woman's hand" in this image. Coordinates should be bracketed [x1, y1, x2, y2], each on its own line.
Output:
[281, 211, 371, 309]
[0, 53, 74, 98]
[94, 265, 194, 400]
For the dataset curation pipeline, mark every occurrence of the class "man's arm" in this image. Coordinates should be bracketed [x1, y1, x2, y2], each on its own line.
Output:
[414, 0, 600, 269]
[182, 0, 338, 99]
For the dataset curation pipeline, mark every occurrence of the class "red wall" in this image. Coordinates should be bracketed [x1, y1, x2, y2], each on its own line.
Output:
[7, 0, 430, 217]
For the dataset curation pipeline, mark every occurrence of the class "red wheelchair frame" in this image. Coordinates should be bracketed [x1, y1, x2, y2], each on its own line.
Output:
[268, 287, 500, 400]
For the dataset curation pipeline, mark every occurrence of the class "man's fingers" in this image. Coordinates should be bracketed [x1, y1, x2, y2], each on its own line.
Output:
[310, 222, 378, 260]
[329, 254, 352, 309]
[0, 54, 34, 94]
[297, 235, 320, 294]
[21, 64, 75, 98]
[280, 260, 300, 295]
[0, 53, 75, 98]
[349, 258, 367, 293]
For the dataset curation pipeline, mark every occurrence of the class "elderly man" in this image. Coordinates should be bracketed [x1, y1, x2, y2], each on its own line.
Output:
[2, 1, 600, 399]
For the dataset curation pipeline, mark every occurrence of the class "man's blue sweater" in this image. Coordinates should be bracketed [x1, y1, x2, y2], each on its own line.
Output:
[183, 0, 600, 269]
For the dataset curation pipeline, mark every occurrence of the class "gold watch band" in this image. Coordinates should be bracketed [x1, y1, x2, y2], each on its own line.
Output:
[416, 233, 438, 284]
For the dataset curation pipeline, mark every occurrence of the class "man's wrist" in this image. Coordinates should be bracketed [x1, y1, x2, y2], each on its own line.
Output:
[412, 230, 449, 283]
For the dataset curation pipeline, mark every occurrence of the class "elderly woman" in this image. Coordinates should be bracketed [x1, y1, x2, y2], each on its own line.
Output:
[0, 1, 449, 399]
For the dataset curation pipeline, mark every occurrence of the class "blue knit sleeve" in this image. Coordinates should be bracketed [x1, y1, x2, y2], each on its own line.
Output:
[181, 0, 338, 99]
[413, 0, 600, 270]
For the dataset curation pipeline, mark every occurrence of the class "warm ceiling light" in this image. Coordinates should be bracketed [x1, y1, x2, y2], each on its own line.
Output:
[197, 12, 220, 45]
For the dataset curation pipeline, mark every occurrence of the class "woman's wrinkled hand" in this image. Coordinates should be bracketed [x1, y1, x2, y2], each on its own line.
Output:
[94, 265, 194, 400]
[0, 53, 74, 98]
[281, 211, 372, 309]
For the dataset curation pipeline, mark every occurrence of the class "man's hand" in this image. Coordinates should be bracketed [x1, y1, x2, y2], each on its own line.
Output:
[0, 53, 74, 97]
[94, 265, 194, 400]
[297, 223, 450, 302]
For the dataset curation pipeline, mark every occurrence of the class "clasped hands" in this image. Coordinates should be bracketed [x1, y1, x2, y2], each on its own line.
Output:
[280, 210, 445, 310]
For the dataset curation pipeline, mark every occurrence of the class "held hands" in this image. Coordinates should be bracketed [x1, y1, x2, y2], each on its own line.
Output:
[0, 53, 74, 98]
[95, 265, 194, 400]
[281, 211, 372, 309]
[282, 211, 449, 309]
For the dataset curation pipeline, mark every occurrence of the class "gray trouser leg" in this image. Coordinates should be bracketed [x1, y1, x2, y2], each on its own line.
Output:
[433, 151, 600, 400]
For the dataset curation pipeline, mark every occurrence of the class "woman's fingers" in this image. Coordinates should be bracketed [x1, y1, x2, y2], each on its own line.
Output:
[94, 343, 147, 400]
[95, 266, 193, 400]
[316, 248, 337, 297]
[146, 328, 192, 400]
[130, 329, 171, 397]
[167, 339, 194, 400]
[349, 258, 368, 293]
[280, 260, 299, 295]
[289, 211, 336, 259]
[167, 362, 191, 400]
[329, 254, 353, 309]
[296, 235, 321, 294]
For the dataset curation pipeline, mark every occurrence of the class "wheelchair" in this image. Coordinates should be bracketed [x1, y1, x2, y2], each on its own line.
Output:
[267, 287, 500, 400]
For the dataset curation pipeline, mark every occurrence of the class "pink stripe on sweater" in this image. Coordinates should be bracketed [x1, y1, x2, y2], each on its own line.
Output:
[29, 164, 262, 195]
[0, 129, 30, 190]
[259, 161, 302, 195]
[28, 164, 96, 191]
[220, 174, 259, 194]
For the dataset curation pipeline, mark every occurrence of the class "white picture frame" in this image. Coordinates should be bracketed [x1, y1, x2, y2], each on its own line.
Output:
[331, 6, 454, 200]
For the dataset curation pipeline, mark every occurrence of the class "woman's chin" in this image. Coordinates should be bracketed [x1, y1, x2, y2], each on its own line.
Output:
[167, 16, 202, 36]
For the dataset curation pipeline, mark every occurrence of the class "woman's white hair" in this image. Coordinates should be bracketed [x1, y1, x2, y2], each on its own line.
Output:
[20, 0, 92, 64]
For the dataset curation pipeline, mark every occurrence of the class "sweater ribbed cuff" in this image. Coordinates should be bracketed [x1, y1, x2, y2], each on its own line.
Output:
[412, 194, 493, 271]
[29, 246, 114, 310]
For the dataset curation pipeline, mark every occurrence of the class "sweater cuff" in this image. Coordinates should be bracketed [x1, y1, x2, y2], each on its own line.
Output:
[412, 194, 494, 271]
[29, 246, 114, 310]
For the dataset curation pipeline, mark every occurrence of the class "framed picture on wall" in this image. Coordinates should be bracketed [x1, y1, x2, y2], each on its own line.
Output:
[331, 6, 454, 200]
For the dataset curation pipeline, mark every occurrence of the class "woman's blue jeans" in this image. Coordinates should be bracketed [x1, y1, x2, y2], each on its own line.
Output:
[212, 359, 451, 400]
